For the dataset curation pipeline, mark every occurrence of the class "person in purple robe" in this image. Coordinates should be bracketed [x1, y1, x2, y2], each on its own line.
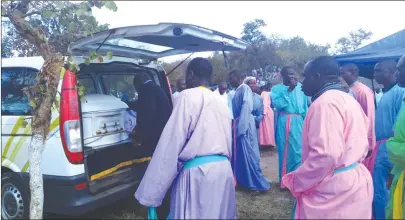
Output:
[230, 70, 270, 195]
[135, 57, 236, 219]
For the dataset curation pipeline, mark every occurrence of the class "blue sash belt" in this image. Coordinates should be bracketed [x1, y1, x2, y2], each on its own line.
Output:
[291, 162, 359, 219]
[148, 155, 229, 220]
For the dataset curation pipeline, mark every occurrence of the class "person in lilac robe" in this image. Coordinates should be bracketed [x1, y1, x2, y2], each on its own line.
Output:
[135, 57, 236, 219]
[231, 72, 270, 194]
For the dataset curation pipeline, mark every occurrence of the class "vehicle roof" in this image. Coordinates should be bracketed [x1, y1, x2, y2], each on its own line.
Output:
[2, 56, 44, 70]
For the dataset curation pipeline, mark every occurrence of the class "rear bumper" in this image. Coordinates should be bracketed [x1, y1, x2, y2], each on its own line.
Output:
[19, 172, 140, 216]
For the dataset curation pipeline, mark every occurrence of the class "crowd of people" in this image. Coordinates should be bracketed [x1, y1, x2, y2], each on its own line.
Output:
[131, 54, 405, 219]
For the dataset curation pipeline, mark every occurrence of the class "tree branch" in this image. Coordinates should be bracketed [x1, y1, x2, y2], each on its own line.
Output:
[7, 9, 52, 59]
[21, 10, 41, 18]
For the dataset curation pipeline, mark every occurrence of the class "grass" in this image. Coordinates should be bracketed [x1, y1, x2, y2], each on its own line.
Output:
[47, 150, 293, 219]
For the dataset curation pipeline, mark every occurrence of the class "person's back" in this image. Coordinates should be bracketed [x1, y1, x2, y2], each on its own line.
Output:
[134, 75, 172, 157]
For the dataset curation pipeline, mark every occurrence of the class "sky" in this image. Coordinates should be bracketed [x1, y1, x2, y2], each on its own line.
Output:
[92, 1, 405, 62]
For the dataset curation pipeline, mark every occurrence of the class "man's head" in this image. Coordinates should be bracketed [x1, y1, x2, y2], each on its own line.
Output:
[175, 78, 186, 92]
[340, 63, 359, 86]
[133, 72, 151, 91]
[338, 76, 350, 93]
[280, 67, 297, 87]
[396, 55, 405, 87]
[228, 69, 244, 88]
[374, 59, 397, 86]
[302, 56, 340, 97]
[218, 82, 228, 95]
[244, 77, 257, 92]
[185, 57, 213, 89]
[170, 84, 176, 94]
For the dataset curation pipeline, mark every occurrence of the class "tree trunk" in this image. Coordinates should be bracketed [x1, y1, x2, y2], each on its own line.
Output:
[26, 55, 64, 219]
[28, 134, 45, 219]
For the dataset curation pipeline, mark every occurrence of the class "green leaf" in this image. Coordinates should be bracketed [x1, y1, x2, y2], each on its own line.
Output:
[89, 51, 97, 60]
[60, 67, 66, 79]
[85, 58, 91, 65]
[29, 100, 37, 109]
[80, 96, 87, 103]
[68, 23, 76, 32]
[75, 9, 85, 16]
[69, 63, 80, 73]
[107, 51, 113, 60]
[42, 10, 57, 18]
[67, 56, 73, 62]
[78, 90, 84, 96]
[103, 1, 118, 12]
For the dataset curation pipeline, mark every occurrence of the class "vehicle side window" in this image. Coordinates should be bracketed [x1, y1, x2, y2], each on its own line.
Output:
[1, 67, 38, 116]
[77, 76, 97, 95]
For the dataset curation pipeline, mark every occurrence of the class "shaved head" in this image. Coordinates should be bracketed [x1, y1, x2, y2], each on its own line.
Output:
[228, 69, 244, 88]
[301, 56, 340, 96]
[397, 55, 405, 87]
[374, 59, 397, 87]
[340, 63, 359, 85]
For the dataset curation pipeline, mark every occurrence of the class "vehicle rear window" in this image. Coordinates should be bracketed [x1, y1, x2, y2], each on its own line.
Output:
[101, 74, 141, 102]
[1, 67, 38, 116]
[78, 75, 97, 95]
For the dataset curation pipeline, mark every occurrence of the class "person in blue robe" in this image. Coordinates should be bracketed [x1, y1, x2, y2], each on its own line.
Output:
[270, 67, 308, 188]
[371, 59, 405, 219]
[230, 72, 270, 194]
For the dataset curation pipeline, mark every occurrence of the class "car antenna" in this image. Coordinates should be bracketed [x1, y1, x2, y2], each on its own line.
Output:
[165, 52, 194, 76]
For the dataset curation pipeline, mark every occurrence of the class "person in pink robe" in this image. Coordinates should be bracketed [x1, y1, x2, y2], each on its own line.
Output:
[340, 63, 376, 170]
[259, 83, 276, 148]
[283, 56, 373, 219]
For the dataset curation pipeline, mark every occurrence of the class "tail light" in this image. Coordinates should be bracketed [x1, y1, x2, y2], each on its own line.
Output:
[60, 68, 83, 164]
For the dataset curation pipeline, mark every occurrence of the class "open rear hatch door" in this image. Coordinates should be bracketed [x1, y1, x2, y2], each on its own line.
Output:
[71, 23, 248, 194]
[69, 23, 248, 60]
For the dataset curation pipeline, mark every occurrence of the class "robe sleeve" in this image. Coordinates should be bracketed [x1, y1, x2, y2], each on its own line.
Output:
[387, 103, 405, 168]
[271, 86, 290, 110]
[255, 97, 264, 123]
[135, 91, 192, 207]
[282, 103, 344, 197]
[237, 86, 253, 136]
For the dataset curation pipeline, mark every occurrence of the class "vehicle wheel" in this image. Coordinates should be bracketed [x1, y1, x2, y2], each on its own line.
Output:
[1, 172, 29, 219]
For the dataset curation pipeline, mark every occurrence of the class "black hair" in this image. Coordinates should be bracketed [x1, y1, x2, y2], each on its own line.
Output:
[341, 63, 359, 76]
[280, 66, 294, 76]
[186, 57, 213, 80]
[309, 56, 340, 77]
[133, 72, 150, 87]
[377, 59, 398, 74]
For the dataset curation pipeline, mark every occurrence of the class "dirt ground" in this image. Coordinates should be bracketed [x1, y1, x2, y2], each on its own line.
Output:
[48, 148, 293, 219]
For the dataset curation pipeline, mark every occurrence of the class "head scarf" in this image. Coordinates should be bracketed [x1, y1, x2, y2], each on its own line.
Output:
[243, 76, 257, 85]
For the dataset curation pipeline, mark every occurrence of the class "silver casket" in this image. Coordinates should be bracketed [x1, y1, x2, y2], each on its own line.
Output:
[81, 94, 130, 148]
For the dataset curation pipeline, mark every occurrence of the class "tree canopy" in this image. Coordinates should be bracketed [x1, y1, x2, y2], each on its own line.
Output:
[1, 1, 115, 57]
